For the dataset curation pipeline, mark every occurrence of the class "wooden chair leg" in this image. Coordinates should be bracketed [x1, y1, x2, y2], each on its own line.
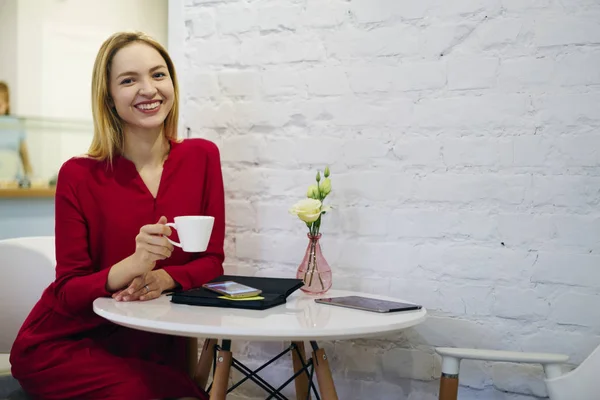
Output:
[292, 341, 311, 400]
[195, 338, 217, 390]
[312, 348, 338, 400]
[185, 337, 199, 378]
[209, 344, 232, 400]
[439, 374, 459, 400]
[438, 354, 460, 400]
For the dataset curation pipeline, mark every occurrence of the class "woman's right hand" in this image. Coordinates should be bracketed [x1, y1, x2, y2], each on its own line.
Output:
[131, 216, 174, 273]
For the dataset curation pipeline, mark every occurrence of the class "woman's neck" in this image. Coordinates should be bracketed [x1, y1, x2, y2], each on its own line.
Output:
[122, 126, 169, 168]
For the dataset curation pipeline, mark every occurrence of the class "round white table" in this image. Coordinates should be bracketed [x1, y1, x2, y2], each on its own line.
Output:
[93, 289, 426, 341]
[93, 290, 427, 400]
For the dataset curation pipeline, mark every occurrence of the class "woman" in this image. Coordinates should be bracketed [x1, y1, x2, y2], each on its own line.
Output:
[9, 32, 225, 400]
[0, 81, 33, 181]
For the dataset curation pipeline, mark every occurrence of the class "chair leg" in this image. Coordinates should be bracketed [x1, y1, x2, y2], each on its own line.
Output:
[186, 338, 199, 378]
[195, 338, 217, 390]
[292, 341, 311, 400]
[210, 341, 232, 400]
[439, 374, 459, 400]
[439, 356, 460, 400]
[312, 348, 338, 400]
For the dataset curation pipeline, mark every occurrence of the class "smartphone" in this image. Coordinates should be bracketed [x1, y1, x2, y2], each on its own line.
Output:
[202, 281, 263, 298]
[315, 296, 422, 313]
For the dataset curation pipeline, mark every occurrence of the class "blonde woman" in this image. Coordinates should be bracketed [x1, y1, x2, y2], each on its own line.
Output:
[9, 32, 225, 400]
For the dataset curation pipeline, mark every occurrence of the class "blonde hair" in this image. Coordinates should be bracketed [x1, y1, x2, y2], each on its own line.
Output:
[0, 81, 10, 115]
[88, 31, 180, 162]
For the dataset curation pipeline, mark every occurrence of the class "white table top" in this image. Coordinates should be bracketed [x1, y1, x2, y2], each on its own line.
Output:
[93, 290, 427, 341]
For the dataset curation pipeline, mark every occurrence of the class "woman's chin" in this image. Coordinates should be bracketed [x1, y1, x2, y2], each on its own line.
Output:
[124, 116, 167, 132]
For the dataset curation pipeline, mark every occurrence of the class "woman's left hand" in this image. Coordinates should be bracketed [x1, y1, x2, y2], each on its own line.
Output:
[113, 269, 176, 301]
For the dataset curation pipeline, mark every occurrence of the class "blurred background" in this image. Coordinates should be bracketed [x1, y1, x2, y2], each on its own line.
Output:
[0, 0, 168, 185]
[0, 0, 168, 237]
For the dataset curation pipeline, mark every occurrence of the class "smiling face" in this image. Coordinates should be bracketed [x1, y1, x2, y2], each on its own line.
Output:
[108, 41, 174, 134]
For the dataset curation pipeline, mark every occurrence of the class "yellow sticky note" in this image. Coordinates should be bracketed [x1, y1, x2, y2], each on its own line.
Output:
[218, 295, 265, 301]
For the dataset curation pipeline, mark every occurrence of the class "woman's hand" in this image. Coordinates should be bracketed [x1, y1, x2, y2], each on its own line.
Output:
[131, 216, 174, 274]
[113, 269, 176, 301]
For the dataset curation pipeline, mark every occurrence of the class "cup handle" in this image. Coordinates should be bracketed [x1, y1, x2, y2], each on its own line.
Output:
[165, 223, 182, 248]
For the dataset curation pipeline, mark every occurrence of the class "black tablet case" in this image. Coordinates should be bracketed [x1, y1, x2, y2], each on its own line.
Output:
[170, 275, 305, 311]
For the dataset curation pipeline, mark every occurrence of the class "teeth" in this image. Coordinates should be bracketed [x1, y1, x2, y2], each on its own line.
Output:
[137, 101, 160, 110]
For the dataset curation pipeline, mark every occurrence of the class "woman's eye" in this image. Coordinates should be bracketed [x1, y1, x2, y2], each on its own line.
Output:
[120, 78, 133, 85]
[153, 72, 166, 78]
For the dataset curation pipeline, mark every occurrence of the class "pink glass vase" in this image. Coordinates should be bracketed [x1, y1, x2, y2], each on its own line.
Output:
[296, 233, 332, 295]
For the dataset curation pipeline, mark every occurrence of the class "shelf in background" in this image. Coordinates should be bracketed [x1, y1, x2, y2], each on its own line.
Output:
[0, 187, 56, 198]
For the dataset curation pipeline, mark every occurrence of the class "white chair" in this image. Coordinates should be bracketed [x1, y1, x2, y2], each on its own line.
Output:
[436, 345, 599, 399]
[0, 236, 202, 398]
[0, 237, 55, 378]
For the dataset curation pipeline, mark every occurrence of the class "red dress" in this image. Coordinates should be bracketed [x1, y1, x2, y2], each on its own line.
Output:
[10, 138, 225, 400]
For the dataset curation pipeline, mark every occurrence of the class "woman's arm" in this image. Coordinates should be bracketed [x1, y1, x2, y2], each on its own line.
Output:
[161, 141, 225, 290]
[53, 160, 166, 314]
[52, 159, 114, 315]
[18, 139, 33, 177]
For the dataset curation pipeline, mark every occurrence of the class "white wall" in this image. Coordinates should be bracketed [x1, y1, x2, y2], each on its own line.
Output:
[36, 0, 168, 120]
[11, 0, 168, 119]
[177, 0, 600, 399]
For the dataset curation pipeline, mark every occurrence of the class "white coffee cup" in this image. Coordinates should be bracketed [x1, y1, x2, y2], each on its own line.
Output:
[166, 216, 215, 252]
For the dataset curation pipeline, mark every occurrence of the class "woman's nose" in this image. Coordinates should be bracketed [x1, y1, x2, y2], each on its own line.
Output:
[138, 80, 157, 97]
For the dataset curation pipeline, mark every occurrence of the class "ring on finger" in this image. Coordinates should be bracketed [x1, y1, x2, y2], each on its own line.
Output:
[144, 284, 150, 293]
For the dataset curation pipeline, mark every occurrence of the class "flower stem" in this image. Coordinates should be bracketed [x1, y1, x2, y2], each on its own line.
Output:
[305, 234, 325, 290]
[308, 240, 316, 286]
[303, 240, 314, 283]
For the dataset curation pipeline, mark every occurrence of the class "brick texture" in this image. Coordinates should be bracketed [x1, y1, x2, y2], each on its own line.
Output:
[178, 0, 600, 398]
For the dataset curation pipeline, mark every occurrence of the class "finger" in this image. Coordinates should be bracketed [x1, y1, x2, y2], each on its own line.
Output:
[126, 276, 145, 294]
[122, 291, 143, 302]
[141, 243, 173, 260]
[112, 287, 131, 298]
[120, 276, 145, 301]
[157, 216, 167, 225]
[140, 223, 172, 237]
[132, 281, 156, 301]
[135, 238, 173, 261]
[123, 288, 144, 301]
[140, 233, 174, 251]
[139, 286, 161, 301]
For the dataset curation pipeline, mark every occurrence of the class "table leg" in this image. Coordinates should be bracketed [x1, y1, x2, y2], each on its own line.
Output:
[186, 338, 199, 378]
[438, 374, 459, 400]
[195, 338, 218, 390]
[210, 340, 232, 400]
[291, 341, 311, 400]
[311, 343, 338, 400]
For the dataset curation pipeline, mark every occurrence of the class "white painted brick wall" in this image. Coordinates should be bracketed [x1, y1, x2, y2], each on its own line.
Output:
[179, 0, 600, 398]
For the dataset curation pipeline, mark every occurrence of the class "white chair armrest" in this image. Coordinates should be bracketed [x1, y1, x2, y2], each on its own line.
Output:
[436, 347, 569, 378]
[0, 353, 11, 376]
[436, 347, 569, 364]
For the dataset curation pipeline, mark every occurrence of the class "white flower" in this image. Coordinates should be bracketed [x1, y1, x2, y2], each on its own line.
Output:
[306, 185, 319, 199]
[289, 198, 323, 223]
[319, 178, 331, 196]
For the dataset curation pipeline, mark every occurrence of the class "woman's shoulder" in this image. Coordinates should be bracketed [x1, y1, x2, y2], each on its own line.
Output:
[57, 155, 103, 182]
[61, 154, 101, 169]
[175, 138, 220, 158]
